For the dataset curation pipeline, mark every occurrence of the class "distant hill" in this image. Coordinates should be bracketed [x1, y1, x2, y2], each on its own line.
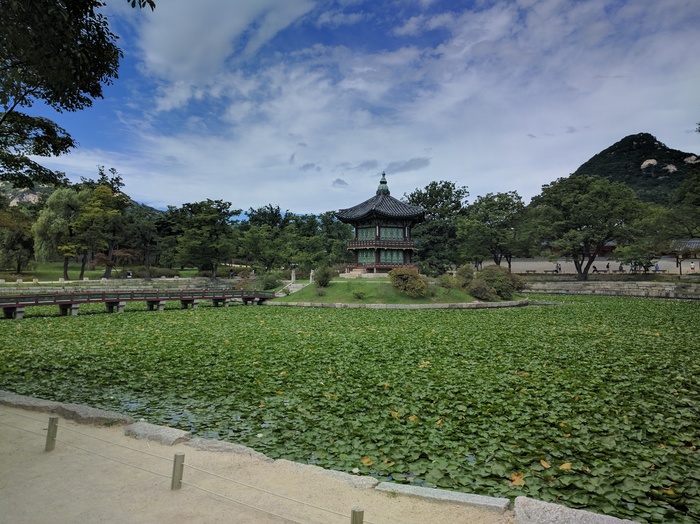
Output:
[0, 182, 162, 216]
[0, 181, 53, 206]
[572, 133, 700, 204]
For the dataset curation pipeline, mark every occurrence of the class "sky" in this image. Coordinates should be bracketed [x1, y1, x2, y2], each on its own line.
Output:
[32, 0, 700, 214]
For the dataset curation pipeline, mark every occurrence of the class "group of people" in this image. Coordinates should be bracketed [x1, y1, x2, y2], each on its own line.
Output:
[551, 260, 697, 273]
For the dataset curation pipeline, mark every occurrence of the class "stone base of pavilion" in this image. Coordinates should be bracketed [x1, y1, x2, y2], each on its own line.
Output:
[340, 265, 417, 278]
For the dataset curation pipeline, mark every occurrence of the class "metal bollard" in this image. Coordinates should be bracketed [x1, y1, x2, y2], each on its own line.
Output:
[351, 506, 364, 524]
[45, 416, 58, 452]
[171, 453, 185, 490]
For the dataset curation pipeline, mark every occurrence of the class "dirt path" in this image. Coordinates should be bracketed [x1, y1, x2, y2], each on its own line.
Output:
[0, 406, 515, 524]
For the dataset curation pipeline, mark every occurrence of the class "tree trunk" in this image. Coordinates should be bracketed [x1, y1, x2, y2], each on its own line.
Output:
[63, 257, 70, 280]
[144, 245, 152, 280]
[78, 251, 87, 280]
[102, 244, 115, 278]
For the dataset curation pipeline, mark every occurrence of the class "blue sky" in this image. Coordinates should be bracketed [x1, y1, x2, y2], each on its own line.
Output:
[33, 0, 700, 213]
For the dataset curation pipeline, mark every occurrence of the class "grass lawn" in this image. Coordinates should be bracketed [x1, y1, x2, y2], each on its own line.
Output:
[0, 261, 106, 282]
[276, 279, 481, 304]
[0, 262, 201, 283]
[0, 295, 697, 522]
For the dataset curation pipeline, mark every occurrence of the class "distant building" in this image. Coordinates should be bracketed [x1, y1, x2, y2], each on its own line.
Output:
[335, 173, 425, 274]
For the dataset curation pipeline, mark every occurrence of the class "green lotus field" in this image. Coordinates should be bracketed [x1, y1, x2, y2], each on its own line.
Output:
[1, 295, 698, 522]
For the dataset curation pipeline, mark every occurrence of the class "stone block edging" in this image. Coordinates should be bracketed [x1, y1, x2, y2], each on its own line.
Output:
[514, 496, 637, 523]
[266, 299, 529, 309]
[124, 421, 191, 446]
[526, 281, 700, 299]
[376, 482, 510, 512]
[0, 390, 134, 426]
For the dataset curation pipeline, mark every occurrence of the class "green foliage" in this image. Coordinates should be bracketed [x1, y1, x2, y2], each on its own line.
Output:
[352, 290, 366, 299]
[2, 297, 696, 522]
[0, 203, 34, 273]
[405, 180, 469, 275]
[527, 175, 644, 280]
[412, 219, 460, 276]
[258, 271, 282, 291]
[455, 264, 475, 288]
[438, 273, 455, 293]
[403, 180, 469, 221]
[174, 199, 241, 277]
[129, 266, 178, 279]
[466, 278, 498, 300]
[314, 266, 334, 288]
[477, 265, 518, 300]
[459, 191, 525, 268]
[388, 267, 428, 297]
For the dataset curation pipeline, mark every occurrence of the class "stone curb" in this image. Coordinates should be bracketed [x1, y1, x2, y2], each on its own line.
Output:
[514, 496, 637, 523]
[123, 421, 191, 446]
[0, 390, 134, 426]
[266, 299, 529, 309]
[186, 437, 273, 462]
[376, 482, 510, 513]
[275, 459, 379, 489]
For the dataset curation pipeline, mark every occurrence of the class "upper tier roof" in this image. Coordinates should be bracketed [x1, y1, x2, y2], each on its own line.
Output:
[335, 173, 425, 223]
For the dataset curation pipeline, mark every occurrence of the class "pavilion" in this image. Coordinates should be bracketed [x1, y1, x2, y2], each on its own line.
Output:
[335, 173, 425, 274]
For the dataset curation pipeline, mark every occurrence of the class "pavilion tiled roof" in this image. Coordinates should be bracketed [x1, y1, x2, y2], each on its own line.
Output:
[335, 174, 425, 223]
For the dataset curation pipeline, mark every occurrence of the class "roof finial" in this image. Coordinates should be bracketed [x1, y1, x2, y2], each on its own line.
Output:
[376, 172, 390, 195]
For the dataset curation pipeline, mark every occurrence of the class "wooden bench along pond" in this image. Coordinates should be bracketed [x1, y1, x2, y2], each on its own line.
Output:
[0, 289, 276, 319]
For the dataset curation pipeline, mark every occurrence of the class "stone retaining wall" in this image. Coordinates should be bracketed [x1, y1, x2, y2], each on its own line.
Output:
[526, 281, 700, 299]
[266, 299, 530, 309]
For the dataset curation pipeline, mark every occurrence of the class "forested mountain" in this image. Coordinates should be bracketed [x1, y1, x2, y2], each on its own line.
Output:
[572, 133, 700, 204]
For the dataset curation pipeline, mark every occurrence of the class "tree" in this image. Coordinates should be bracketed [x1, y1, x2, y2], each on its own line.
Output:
[668, 173, 700, 239]
[1, 0, 154, 187]
[124, 205, 161, 278]
[71, 184, 127, 279]
[0, 195, 34, 274]
[32, 187, 89, 279]
[0, 113, 73, 187]
[403, 180, 469, 221]
[458, 191, 525, 270]
[526, 175, 643, 280]
[175, 200, 241, 277]
[404, 181, 469, 275]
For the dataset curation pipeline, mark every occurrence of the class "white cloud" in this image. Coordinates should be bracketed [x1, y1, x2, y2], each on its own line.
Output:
[41, 0, 700, 214]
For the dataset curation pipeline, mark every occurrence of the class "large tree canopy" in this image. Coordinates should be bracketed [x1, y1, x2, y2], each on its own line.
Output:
[458, 191, 525, 270]
[0, 0, 154, 187]
[526, 175, 643, 280]
[403, 180, 469, 275]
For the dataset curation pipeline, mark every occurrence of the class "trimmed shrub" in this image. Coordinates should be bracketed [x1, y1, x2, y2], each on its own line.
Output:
[467, 278, 498, 301]
[314, 266, 334, 288]
[478, 265, 517, 300]
[258, 271, 282, 290]
[388, 267, 428, 297]
[439, 273, 455, 294]
[455, 264, 475, 288]
[352, 290, 366, 300]
[130, 266, 180, 279]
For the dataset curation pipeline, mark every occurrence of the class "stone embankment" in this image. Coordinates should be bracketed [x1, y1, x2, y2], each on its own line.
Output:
[525, 281, 700, 299]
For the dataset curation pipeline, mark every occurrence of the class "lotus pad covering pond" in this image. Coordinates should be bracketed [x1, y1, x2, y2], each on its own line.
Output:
[0, 295, 698, 522]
